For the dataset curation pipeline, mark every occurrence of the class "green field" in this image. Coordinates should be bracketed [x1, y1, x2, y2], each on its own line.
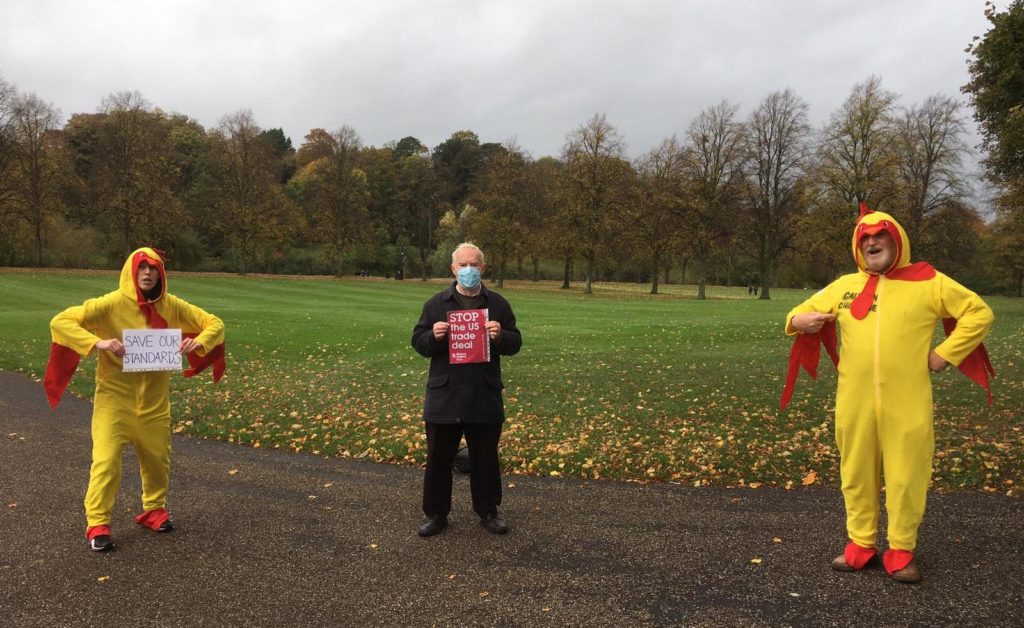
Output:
[1, 269, 1021, 494]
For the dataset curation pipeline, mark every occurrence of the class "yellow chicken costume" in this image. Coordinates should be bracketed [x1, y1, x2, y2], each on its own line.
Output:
[782, 205, 993, 577]
[45, 248, 225, 549]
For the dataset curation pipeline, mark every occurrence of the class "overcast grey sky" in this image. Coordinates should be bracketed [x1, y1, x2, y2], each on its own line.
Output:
[0, 0, 1006, 161]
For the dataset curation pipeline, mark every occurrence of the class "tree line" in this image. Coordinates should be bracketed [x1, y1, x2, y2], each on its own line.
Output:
[962, 0, 1024, 296]
[2, 47, 1022, 297]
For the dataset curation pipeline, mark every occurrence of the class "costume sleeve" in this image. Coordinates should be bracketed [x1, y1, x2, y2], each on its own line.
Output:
[933, 274, 994, 367]
[411, 299, 445, 358]
[49, 293, 117, 356]
[784, 281, 842, 336]
[167, 295, 224, 356]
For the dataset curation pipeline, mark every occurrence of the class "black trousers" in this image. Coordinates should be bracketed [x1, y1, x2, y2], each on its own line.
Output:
[423, 422, 503, 519]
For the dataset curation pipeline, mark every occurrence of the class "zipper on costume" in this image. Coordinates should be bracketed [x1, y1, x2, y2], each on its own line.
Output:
[874, 276, 883, 418]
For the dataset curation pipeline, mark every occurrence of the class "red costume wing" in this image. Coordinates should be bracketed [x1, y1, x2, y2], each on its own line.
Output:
[942, 318, 995, 404]
[44, 343, 82, 409]
[780, 321, 838, 410]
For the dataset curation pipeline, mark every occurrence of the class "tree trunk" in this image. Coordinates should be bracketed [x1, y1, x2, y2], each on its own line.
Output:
[759, 261, 771, 300]
[419, 247, 429, 281]
[34, 219, 43, 266]
[584, 254, 595, 294]
[498, 257, 506, 288]
[531, 255, 540, 282]
[696, 255, 707, 300]
[561, 255, 572, 289]
[650, 251, 660, 295]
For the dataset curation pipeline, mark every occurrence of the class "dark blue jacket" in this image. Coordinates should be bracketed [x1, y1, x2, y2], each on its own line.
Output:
[411, 282, 522, 423]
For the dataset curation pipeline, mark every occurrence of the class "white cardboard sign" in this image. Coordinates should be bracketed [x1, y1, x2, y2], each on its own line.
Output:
[121, 328, 183, 373]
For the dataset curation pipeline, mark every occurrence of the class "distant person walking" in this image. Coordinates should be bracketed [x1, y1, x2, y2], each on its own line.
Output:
[782, 204, 993, 583]
[411, 242, 522, 537]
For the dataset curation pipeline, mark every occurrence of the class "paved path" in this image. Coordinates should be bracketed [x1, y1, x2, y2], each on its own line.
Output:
[1, 372, 1021, 627]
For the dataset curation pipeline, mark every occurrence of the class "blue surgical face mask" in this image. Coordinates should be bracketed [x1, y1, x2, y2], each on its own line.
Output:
[457, 266, 481, 289]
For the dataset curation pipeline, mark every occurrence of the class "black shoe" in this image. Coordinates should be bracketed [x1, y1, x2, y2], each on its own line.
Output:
[89, 534, 114, 552]
[418, 515, 448, 537]
[156, 519, 174, 533]
[480, 512, 509, 535]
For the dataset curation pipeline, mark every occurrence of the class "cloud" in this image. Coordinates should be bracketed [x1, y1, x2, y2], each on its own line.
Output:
[0, 0, 1001, 159]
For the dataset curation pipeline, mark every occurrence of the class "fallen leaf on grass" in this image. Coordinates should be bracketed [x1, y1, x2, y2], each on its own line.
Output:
[802, 470, 818, 486]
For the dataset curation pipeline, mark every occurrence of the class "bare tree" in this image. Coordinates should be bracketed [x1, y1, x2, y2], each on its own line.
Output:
[73, 91, 189, 256]
[681, 100, 746, 299]
[0, 77, 17, 216]
[633, 137, 686, 294]
[740, 89, 812, 300]
[11, 93, 64, 265]
[208, 109, 297, 273]
[820, 76, 900, 208]
[895, 94, 969, 246]
[560, 114, 631, 294]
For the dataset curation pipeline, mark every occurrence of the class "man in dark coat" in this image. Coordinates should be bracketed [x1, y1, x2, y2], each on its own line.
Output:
[411, 242, 522, 537]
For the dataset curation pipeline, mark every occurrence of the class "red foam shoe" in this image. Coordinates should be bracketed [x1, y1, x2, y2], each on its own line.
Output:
[884, 549, 920, 583]
[831, 541, 877, 571]
[86, 525, 114, 552]
[135, 508, 174, 532]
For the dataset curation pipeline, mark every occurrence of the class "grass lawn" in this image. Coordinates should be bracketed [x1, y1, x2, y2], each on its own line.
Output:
[1, 268, 1020, 494]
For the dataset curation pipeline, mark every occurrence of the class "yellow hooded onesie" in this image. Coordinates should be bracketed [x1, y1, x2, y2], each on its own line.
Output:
[46, 248, 225, 530]
[784, 208, 993, 559]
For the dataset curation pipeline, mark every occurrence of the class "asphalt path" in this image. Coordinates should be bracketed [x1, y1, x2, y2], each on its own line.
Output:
[1, 371, 1021, 627]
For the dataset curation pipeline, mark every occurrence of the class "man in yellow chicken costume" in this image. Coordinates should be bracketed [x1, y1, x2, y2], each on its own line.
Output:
[782, 203, 993, 583]
[45, 247, 225, 552]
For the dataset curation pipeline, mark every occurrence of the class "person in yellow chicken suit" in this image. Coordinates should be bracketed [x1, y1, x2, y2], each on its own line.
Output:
[44, 247, 225, 552]
[782, 203, 993, 584]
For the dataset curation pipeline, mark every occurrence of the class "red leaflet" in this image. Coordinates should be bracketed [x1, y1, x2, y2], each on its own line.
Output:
[448, 309, 490, 365]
